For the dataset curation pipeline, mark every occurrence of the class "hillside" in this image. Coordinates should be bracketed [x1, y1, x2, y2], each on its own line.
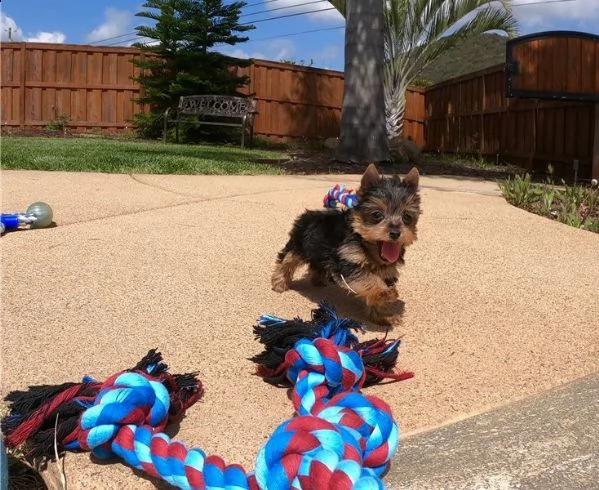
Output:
[419, 33, 507, 85]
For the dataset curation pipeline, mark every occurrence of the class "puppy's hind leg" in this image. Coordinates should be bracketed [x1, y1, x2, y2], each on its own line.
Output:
[271, 249, 303, 292]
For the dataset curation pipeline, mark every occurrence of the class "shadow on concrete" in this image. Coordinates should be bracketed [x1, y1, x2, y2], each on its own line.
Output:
[289, 276, 406, 333]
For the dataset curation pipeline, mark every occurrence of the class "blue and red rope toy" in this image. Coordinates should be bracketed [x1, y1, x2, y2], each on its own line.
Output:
[323, 184, 360, 209]
[1, 302, 412, 489]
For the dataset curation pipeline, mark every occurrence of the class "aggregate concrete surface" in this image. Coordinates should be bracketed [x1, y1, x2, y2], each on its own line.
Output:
[387, 372, 599, 489]
[1, 169, 598, 489]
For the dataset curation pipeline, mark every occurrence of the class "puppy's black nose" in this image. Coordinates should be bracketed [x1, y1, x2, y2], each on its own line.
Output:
[389, 229, 401, 240]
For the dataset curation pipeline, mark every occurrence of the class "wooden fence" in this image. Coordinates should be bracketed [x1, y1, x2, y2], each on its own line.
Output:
[234, 59, 426, 144]
[424, 64, 598, 180]
[2, 41, 596, 178]
[0, 42, 425, 145]
[1, 43, 143, 131]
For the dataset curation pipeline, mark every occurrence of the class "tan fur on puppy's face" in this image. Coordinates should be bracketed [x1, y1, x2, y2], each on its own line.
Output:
[350, 165, 421, 266]
[352, 194, 419, 248]
[352, 196, 420, 247]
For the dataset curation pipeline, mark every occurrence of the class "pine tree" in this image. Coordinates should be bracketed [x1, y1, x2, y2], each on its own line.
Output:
[130, 0, 254, 138]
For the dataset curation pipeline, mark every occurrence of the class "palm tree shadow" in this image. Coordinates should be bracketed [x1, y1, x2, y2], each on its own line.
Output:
[289, 276, 406, 333]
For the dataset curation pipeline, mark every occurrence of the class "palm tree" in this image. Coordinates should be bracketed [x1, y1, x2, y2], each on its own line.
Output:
[330, 0, 518, 156]
[332, 0, 391, 164]
[384, 0, 518, 138]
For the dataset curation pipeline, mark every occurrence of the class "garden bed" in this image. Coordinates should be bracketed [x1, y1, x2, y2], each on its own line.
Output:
[499, 174, 599, 233]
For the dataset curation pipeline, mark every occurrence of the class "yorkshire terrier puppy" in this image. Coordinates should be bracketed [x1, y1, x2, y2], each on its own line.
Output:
[271, 163, 421, 326]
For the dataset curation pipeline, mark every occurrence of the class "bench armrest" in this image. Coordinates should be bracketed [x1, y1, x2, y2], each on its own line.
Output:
[164, 107, 179, 119]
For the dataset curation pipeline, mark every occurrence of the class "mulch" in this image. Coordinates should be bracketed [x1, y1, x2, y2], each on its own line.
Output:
[277, 151, 524, 180]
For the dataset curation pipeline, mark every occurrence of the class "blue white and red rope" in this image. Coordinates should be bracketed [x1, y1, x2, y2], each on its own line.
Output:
[323, 184, 360, 209]
[1, 303, 412, 489]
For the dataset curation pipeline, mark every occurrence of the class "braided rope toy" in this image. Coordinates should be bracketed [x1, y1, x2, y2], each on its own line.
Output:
[1, 302, 412, 489]
[323, 184, 360, 209]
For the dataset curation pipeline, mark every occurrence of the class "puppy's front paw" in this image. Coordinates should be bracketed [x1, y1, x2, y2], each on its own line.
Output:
[367, 306, 402, 327]
[374, 286, 399, 304]
[383, 312, 402, 327]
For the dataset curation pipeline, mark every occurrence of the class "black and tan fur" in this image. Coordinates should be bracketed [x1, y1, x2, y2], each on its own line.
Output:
[271, 163, 421, 326]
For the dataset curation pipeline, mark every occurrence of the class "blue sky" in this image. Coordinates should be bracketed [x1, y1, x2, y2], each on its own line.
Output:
[1, 0, 599, 72]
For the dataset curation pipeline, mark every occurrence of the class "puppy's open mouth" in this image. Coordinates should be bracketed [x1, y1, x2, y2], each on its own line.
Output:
[378, 241, 401, 263]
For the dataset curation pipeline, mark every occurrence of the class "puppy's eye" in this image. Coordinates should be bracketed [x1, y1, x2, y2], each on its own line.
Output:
[370, 211, 384, 223]
[402, 213, 413, 225]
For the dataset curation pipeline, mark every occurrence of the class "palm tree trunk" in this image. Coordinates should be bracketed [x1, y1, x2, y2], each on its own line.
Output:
[335, 0, 390, 164]
[385, 82, 407, 139]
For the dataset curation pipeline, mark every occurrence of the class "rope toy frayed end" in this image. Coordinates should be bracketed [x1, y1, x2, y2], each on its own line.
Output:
[1, 349, 203, 459]
[323, 184, 360, 209]
[251, 301, 414, 387]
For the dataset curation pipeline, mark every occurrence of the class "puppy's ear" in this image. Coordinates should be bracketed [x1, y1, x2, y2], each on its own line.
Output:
[360, 163, 381, 191]
[403, 167, 419, 187]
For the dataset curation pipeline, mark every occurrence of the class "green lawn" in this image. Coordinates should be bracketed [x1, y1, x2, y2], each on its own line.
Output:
[1, 137, 287, 175]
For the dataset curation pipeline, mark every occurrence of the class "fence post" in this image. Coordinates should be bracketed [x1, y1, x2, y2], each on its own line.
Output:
[592, 102, 599, 180]
[455, 81, 463, 154]
[480, 73, 485, 155]
[249, 61, 255, 95]
[19, 43, 26, 128]
[139, 52, 146, 116]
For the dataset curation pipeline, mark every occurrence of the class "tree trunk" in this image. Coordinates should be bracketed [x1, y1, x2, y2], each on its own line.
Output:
[335, 0, 390, 164]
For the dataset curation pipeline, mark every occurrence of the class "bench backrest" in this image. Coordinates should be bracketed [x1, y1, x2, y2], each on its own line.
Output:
[178, 95, 256, 118]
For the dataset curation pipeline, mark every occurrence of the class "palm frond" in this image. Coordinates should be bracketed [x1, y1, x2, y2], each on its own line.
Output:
[382, 0, 519, 137]
[328, 0, 347, 17]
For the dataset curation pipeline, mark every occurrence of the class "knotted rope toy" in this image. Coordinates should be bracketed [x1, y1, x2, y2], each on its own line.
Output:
[1, 302, 412, 489]
[323, 184, 360, 209]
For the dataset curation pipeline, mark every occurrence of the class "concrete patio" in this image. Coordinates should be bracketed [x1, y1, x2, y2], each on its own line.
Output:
[1, 169, 597, 489]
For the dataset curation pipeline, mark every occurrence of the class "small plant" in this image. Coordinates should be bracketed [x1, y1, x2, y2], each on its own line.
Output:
[410, 78, 433, 88]
[279, 58, 315, 67]
[470, 155, 493, 169]
[541, 186, 556, 216]
[499, 173, 599, 234]
[585, 218, 599, 233]
[558, 201, 584, 228]
[498, 173, 543, 209]
[46, 113, 70, 132]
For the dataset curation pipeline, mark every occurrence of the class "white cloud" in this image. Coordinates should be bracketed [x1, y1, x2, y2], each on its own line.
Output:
[132, 37, 160, 47]
[512, 0, 599, 33]
[1, 12, 24, 40]
[86, 7, 133, 42]
[317, 45, 339, 61]
[218, 39, 345, 69]
[217, 38, 296, 62]
[270, 39, 296, 60]
[27, 31, 66, 43]
[222, 47, 268, 59]
[258, 0, 344, 23]
[0, 12, 66, 43]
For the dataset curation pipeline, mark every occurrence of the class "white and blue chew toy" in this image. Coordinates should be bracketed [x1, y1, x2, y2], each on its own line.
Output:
[1, 202, 53, 235]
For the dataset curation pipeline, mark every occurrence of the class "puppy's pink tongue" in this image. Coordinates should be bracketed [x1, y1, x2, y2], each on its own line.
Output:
[381, 241, 400, 263]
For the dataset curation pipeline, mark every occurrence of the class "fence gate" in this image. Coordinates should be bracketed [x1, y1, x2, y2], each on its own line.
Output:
[506, 31, 599, 180]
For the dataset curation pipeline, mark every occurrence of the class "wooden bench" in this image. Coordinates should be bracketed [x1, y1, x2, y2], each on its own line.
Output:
[163, 95, 257, 148]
